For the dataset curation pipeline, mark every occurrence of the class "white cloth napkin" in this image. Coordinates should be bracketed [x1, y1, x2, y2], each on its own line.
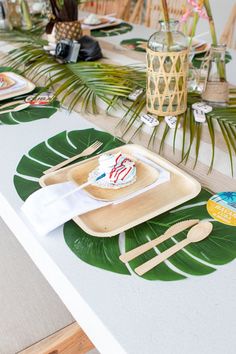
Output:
[21, 157, 170, 235]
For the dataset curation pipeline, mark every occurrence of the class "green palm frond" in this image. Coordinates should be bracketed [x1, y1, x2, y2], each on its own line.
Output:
[121, 90, 236, 175]
[6, 43, 145, 113]
[0, 23, 46, 45]
[1, 27, 235, 174]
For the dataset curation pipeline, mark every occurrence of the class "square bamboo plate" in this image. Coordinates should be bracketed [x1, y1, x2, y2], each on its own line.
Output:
[67, 157, 159, 202]
[0, 72, 35, 101]
[81, 18, 121, 31]
[39, 144, 201, 237]
[0, 73, 15, 90]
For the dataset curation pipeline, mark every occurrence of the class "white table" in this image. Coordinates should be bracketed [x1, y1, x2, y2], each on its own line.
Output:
[0, 109, 236, 354]
[0, 19, 236, 354]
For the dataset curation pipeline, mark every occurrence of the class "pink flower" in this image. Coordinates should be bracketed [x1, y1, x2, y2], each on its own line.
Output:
[181, 0, 209, 23]
[180, 9, 192, 23]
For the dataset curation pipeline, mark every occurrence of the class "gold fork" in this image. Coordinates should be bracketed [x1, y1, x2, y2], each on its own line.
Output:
[43, 140, 103, 175]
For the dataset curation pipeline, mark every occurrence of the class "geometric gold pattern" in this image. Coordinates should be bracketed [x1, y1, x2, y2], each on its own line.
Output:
[55, 21, 82, 41]
[146, 48, 189, 116]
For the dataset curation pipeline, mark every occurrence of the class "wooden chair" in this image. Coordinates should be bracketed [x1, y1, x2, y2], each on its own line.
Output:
[81, 0, 132, 21]
[129, 0, 145, 24]
[220, 4, 236, 49]
[130, 0, 193, 29]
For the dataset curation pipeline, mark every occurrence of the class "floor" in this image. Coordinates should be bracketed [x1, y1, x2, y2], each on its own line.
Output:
[0, 217, 74, 353]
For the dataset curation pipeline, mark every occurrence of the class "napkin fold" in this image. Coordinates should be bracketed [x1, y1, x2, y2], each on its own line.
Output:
[22, 156, 170, 235]
[21, 182, 108, 235]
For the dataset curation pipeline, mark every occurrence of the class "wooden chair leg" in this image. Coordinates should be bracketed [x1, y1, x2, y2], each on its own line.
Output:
[121, 0, 132, 21]
[18, 322, 95, 354]
[144, 0, 152, 27]
[130, 0, 144, 24]
[220, 4, 236, 49]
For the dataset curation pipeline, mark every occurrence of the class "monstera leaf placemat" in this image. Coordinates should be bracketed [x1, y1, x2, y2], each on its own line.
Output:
[120, 38, 147, 52]
[0, 67, 59, 125]
[91, 22, 133, 37]
[14, 129, 236, 281]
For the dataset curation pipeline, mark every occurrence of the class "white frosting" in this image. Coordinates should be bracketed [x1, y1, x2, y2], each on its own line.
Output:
[89, 152, 136, 189]
[84, 14, 101, 25]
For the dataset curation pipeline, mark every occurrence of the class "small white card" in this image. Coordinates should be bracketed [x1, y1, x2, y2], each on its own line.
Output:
[193, 109, 206, 123]
[141, 114, 159, 127]
[128, 88, 144, 101]
[25, 92, 54, 105]
[165, 116, 178, 129]
[192, 102, 213, 114]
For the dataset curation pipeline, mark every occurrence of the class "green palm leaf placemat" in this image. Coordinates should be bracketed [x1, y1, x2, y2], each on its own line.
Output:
[120, 38, 147, 52]
[14, 129, 124, 200]
[92, 22, 133, 37]
[14, 129, 236, 280]
[0, 67, 59, 125]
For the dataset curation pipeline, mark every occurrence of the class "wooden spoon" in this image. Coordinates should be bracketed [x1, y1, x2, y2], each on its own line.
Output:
[0, 103, 30, 115]
[135, 222, 213, 276]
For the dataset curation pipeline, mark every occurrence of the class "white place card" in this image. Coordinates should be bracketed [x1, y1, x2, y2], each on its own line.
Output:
[165, 116, 178, 129]
[193, 109, 206, 123]
[141, 114, 159, 127]
[192, 102, 213, 114]
[128, 88, 144, 101]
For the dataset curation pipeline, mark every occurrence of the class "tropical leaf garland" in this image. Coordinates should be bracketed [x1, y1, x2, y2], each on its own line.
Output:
[0, 25, 46, 45]
[14, 129, 236, 281]
[5, 44, 144, 113]
[1, 28, 236, 173]
[120, 89, 236, 175]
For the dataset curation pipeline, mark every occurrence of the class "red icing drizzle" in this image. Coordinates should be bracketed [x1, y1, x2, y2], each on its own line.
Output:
[121, 166, 132, 181]
[109, 154, 134, 183]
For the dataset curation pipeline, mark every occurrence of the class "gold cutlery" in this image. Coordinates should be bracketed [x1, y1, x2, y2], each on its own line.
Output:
[43, 140, 103, 175]
[0, 102, 30, 115]
[135, 221, 213, 276]
[119, 219, 199, 263]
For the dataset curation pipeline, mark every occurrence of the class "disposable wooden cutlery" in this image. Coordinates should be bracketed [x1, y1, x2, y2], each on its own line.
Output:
[43, 140, 103, 174]
[45, 172, 106, 206]
[119, 219, 199, 263]
[0, 102, 30, 115]
[135, 221, 213, 276]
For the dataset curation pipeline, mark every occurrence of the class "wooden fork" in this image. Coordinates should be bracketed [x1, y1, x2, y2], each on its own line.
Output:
[43, 140, 103, 174]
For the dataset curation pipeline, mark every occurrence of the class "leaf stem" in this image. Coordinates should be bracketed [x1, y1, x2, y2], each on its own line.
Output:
[160, 0, 173, 49]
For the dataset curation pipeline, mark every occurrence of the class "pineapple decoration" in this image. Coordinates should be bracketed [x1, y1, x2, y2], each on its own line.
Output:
[47, 0, 83, 41]
[55, 21, 82, 41]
